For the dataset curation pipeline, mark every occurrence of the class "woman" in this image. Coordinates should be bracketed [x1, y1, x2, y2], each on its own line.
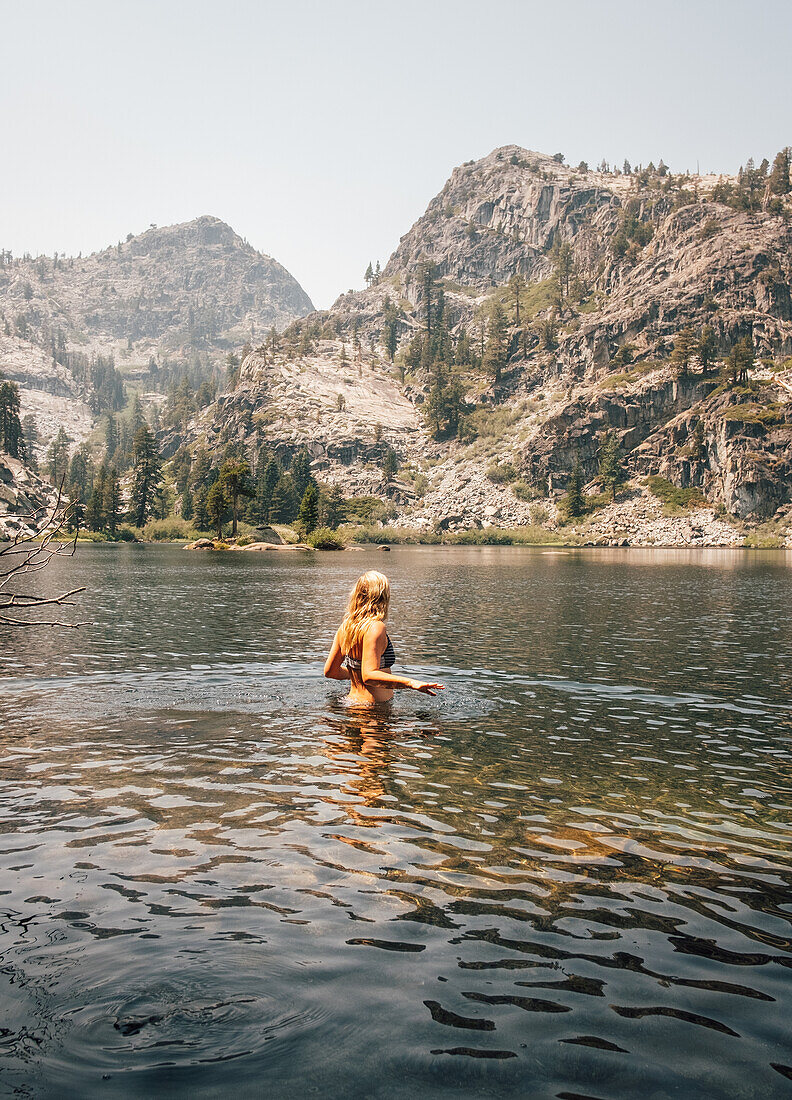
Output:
[324, 570, 444, 706]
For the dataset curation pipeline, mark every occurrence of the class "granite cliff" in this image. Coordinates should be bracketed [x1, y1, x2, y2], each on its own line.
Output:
[0, 216, 313, 459]
[179, 146, 792, 545]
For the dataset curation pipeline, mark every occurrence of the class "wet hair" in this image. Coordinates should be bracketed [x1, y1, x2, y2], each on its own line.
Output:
[338, 571, 390, 657]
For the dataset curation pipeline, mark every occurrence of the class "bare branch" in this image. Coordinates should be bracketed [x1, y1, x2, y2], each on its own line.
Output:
[0, 475, 86, 628]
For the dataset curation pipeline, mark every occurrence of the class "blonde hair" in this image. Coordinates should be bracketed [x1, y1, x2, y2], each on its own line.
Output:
[338, 571, 390, 657]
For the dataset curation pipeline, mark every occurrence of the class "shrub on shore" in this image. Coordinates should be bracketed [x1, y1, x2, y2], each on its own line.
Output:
[647, 476, 707, 511]
[307, 526, 347, 550]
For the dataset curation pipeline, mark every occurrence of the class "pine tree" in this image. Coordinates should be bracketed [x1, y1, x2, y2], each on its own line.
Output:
[193, 486, 210, 531]
[190, 447, 212, 490]
[382, 448, 398, 482]
[106, 413, 118, 457]
[46, 427, 70, 484]
[218, 458, 255, 536]
[128, 425, 162, 527]
[129, 395, 146, 434]
[552, 241, 575, 305]
[381, 296, 400, 363]
[698, 326, 717, 376]
[0, 381, 25, 459]
[483, 301, 508, 386]
[671, 327, 696, 377]
[364, 262, 374, 287]
[269, 474, 297, 524]
[723, 337, 754, 387]
[291, 448, 313, 501]
[103, 469, 121, 535]
[508, 273, 525, 326]
[563, 455, 585, 518]
[181, 485, 194, 521]
[22, 415, 38, 471]
[206, 482, 229, 539]
[67, 446, 91, 500]
[598, 432, 627, 501]
[86, 465, 107, 531]
[420, 261, 436, 336]
[319, 484, 344, 529]
[297, 482, 319, 534]
[252, 456, 281, 525]
[769, 148, 791, 195]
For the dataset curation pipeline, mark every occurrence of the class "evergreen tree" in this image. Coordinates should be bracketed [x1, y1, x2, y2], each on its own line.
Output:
[67, 446, 91, 501]
[103, 469, 121, 535]
[425, 370, 467, 439]
[671, 327, 696, 377]
[698, 326, 717, 376]
[297, 482, 319, 534]
[564, 455, 585, 517]
[0, 380, 25, 458]
[598, 432, 627, 501]
[106, 413, 118, 457]
[723, 336, 754, 386]
[86, 482, 106, 531]
[130, 394, 146, 434]
[206, 482, 229, 539]
[218, 458, 255, 536]
[269, 473, 297, 523]
[364, 261, 374, 287]
[483, 301, 508, 385]
[193, 486, 210, 531]
[128, 425, 162, 527]
[420, 261, 437, 336]
[769, 147, 791, 195]
[319, 484, 344, 529]
[508, 273, 525, 325]
[251, 456, 281, 525]
[181, 485, 194, 521]
[381, 296, 400, 363]
[382, 448, 398, 482]
[22, 415, 38, 471]
[171, 446, 192, 494]
[291, 447, 313, 502]
[46, 427, 70, 485]
[552, 240, 575, 305]
[190, 447, 212, 490]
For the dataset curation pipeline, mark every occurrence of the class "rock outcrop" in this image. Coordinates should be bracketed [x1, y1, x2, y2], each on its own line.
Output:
[0, 454, 60, 540]
[176, 146, 791, 543]
[0, 335, 93, 456]
[0, 216, 313, 456]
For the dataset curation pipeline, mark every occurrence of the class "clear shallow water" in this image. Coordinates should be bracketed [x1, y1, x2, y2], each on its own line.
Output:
[0, 544, 791, 1098]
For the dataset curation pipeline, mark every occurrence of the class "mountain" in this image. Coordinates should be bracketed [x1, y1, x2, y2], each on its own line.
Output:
[0, 216, 313, 457]
[180, 146, 792, 545]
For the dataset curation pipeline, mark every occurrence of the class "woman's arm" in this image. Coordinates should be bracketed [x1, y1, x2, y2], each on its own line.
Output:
[361, 623, 445, 695]
[324, 630, 351, 680]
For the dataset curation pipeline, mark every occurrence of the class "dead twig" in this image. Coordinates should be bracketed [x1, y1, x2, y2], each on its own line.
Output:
[0, 478, 87, 628]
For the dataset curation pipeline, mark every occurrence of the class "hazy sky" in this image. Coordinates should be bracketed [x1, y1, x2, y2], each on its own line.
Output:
[2, 0, 790, 308]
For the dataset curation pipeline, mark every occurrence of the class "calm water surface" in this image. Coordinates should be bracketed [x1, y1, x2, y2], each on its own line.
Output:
[0, 545, 791, 1098]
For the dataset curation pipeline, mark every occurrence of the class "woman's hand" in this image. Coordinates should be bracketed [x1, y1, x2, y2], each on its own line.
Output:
[410, 680, 445, 695]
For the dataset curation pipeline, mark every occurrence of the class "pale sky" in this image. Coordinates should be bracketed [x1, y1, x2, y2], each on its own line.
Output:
[2, 0, 790, 308]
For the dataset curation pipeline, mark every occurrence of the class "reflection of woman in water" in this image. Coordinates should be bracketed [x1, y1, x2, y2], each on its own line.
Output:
[324, 571, 444, 706]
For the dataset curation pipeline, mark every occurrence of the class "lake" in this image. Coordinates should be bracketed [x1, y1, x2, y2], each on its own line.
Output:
[0, 544, 791, 1098]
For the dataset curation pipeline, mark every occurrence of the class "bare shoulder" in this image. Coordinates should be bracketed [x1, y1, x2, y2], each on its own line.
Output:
[364, 620, 388, 644]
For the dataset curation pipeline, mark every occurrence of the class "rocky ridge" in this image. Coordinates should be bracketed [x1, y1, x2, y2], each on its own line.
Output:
[0, 216, 313, 455]
[178, 146, 791, 545]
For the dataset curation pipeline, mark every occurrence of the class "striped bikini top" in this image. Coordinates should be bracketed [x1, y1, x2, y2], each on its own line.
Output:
[343, 635, 396, 673]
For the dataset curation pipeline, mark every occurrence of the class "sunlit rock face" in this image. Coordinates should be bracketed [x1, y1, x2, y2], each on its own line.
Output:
[167, 150, 792, 536]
